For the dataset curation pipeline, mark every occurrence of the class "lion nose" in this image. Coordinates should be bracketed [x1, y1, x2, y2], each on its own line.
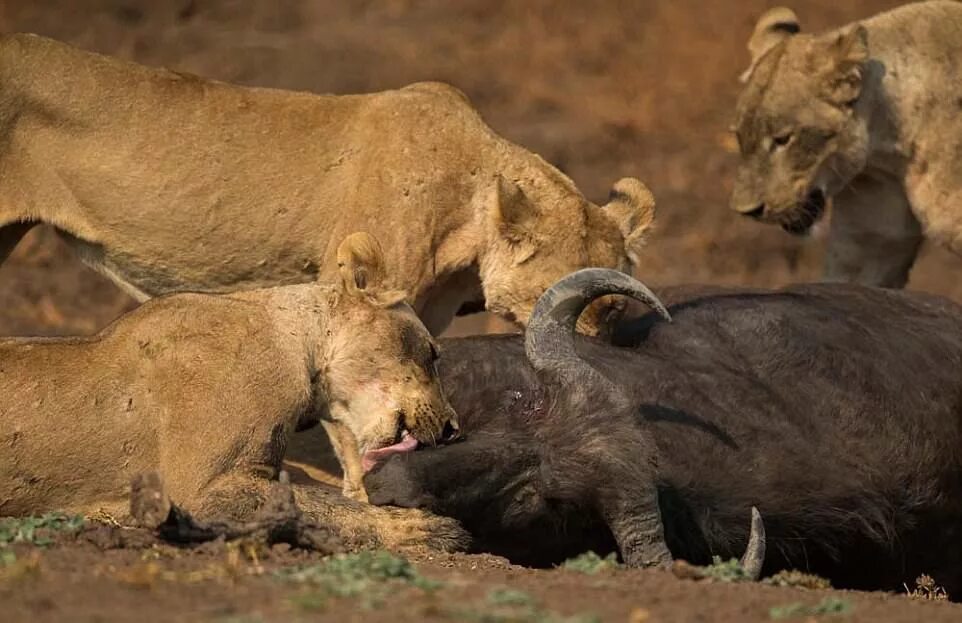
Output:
[739, 203, 766, 219]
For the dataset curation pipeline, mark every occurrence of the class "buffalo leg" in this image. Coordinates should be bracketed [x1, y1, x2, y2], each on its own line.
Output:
[599, 484, 672, 568]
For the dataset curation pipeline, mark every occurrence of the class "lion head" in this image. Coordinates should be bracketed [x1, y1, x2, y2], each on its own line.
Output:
[731, 7, 871, 235]
[479, 175, 656, 335]
[322, 233, 458, 465]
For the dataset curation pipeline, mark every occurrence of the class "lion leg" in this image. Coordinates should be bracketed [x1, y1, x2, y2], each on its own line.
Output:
[321, 420, 368, 502]
[130, 471, 345, 552]
[823, 174, 922, 288]
[291, 482, 470, 553]
[131, 471, 274, 529]
[0, 221, 35, 266]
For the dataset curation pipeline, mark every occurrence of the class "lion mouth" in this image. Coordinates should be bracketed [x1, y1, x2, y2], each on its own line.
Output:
[361, 420, 460, 473]
[362, 430, 419, 473]
[780, 189, 826, 236]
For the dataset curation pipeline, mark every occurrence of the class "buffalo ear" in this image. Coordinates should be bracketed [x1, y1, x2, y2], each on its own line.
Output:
[490, 175, 538, 263]
[603, 178, 656, 266]
[740, 6, 801, 83]
[821, 24, 868, 107]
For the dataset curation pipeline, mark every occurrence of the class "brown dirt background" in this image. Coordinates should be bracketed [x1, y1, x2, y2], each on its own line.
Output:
[4, 523, 962, 623]
[2, 1, 961, 621]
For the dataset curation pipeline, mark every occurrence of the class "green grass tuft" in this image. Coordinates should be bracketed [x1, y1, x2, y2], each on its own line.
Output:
[770, 597, 852, 619]
[449, 587, 601, 623]
[0, 550, 16, 567]
[0, 513, 85, 548]
[487, 588, 537, 607]
[560, 551, 621, 575]
[763, 569, 832, 590]
[698, 556, 754, 583]
[274, 550, 440, 610]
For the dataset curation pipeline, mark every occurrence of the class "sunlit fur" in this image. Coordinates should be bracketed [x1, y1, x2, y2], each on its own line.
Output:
[0, 234, 457, 518]
[0, 34, 655, 336]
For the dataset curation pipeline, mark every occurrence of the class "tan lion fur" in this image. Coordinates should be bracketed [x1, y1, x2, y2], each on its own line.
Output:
[0, 233, 458, 520]
[0, 34, 656, 335]
[731, 1, 962, 287]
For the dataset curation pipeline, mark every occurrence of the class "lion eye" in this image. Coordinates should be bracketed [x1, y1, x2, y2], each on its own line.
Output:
[771, 132, 793, 149]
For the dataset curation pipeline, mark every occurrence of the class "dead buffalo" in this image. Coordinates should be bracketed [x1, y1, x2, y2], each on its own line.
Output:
[364, 269, 962, 594]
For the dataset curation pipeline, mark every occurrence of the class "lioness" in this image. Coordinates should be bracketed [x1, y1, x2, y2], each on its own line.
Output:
[0, 34, 656, 335]
[0, 232, 458, 519]
[731, 1, 962, 287]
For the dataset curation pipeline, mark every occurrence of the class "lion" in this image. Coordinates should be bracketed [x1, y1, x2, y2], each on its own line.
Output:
[0, 231, 461, 536]
[0, 34, 656, 336]
[731, 1, 962, 287]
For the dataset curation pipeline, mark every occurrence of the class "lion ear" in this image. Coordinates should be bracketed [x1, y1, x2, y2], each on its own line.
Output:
[489, 175, 538, 263]
[336, 232, 387, 297]
[603, 177, 656, 266]
[822, 24, 868, 106]
[740, 6, 800, 83]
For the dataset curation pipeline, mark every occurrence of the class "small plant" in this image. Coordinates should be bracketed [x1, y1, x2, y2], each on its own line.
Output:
[0, 513, 84, 547]
[699, 556, 754, 583]
[763, 569, 832, 590]
[450, 587, 600, 623]
[906, 574, 949, 601]
[213, 616, 265, 623]
[487, 587, 537, 607]
[275, 550, 440, 609]
[288, 591, 328, 612]
[561, 551, 621, 575]
[770, 597, 852, 619]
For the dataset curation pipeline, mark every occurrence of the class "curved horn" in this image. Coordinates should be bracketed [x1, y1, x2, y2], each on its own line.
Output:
[740, 506, 766, 581]
[525, 268, 671, 379]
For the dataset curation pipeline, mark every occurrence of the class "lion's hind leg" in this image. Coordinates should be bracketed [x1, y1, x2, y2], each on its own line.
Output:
[129, 471, 345, 553]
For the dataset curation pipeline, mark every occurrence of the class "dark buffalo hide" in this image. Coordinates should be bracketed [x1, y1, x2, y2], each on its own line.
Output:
[365, 283, 962, 594]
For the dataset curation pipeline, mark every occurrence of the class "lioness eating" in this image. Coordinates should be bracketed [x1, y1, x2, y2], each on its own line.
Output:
[0, 33, 656, 335]
[731, 1, 962, 287]
[0, 233, 458, 524]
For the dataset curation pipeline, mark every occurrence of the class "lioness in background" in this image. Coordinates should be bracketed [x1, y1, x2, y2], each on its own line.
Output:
[731, 1, 962, 287]
[0, 34, 656, 336]
[0, 233, 457, 515]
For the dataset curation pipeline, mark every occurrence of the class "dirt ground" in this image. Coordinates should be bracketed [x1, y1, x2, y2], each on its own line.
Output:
[2, 0, 961, 621]
[3, 520, 961, 623]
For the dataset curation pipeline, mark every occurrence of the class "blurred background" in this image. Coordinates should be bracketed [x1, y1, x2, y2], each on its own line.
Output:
[0, 0, 955, 337]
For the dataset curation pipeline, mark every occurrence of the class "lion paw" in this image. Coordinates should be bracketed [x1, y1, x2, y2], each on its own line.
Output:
[375, 507, 470, 553]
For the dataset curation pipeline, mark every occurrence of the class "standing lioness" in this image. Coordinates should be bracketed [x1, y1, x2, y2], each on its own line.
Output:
[0, 34, 656, 335]
[0, 232, 457, 514]
[731, 1, 962, 287]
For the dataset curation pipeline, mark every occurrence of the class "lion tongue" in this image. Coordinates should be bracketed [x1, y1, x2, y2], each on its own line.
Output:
[362, 431, 419, 473]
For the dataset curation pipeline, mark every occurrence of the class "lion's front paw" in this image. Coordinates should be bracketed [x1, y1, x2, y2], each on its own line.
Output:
[375, 506, 470, 553]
